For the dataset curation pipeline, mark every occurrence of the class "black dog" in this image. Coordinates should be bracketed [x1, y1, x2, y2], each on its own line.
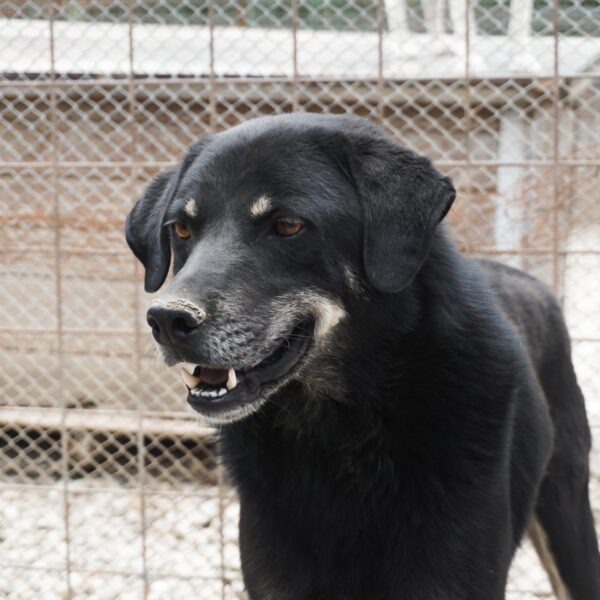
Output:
[126, 113, 600, 599]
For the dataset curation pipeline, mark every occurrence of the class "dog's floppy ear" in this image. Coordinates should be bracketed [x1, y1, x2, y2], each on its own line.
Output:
[125, 141, 206, 293]
[346, 132, 456, 293]
[125, 168, 175, 293]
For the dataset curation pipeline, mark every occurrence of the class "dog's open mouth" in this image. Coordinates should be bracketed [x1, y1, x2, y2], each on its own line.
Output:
[180, 318, 314, 422]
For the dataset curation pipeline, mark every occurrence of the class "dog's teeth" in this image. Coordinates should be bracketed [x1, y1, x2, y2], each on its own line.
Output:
[226, 368, 237, 390]
[181, 368, 201, 389]
[217, 388, 227, 396]
[180, 362, 197, 374]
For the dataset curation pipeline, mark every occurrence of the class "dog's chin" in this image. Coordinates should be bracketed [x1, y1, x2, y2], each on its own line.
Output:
[177, 318, 315, 425]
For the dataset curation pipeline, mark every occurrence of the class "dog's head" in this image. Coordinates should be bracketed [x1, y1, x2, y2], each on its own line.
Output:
[125, 114, 455, 424]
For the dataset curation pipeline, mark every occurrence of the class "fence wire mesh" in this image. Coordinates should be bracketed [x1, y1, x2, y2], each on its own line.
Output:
[0, 0, 599, 598]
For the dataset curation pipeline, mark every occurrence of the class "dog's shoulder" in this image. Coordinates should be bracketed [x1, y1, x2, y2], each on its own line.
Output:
[475, 258, 570, 369]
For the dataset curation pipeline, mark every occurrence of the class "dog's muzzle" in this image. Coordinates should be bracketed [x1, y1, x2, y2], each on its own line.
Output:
[146, 298, 207, 345]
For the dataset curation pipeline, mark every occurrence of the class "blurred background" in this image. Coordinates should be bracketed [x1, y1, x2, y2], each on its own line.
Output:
[0, 0, 599, 598]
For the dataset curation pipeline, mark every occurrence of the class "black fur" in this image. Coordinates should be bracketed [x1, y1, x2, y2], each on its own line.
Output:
[126, 113, 600, 599]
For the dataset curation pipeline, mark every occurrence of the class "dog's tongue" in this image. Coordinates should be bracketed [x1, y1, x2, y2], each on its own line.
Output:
[200, 367, 229, 386]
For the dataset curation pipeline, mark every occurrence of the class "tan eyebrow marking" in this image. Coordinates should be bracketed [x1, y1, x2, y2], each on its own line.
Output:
[250, 195, 272, 218]
[184, 198, 198, 218]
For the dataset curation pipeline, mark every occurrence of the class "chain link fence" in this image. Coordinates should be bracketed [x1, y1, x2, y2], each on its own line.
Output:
[0, 1, 599, 598]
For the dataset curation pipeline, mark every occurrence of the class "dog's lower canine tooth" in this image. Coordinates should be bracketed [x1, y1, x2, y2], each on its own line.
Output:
[226, 368, 237, 390]
[181, 368, 201, 389]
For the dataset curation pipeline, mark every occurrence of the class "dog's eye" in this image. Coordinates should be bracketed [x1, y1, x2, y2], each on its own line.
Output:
[273, 218, 303, 237]
[174, 221, 191, 240]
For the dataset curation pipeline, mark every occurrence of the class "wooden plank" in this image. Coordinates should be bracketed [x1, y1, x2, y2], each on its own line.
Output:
[0, 407, 214, 437]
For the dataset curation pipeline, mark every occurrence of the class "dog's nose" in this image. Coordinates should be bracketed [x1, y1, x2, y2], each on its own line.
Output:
[146, 304, 204, 344]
